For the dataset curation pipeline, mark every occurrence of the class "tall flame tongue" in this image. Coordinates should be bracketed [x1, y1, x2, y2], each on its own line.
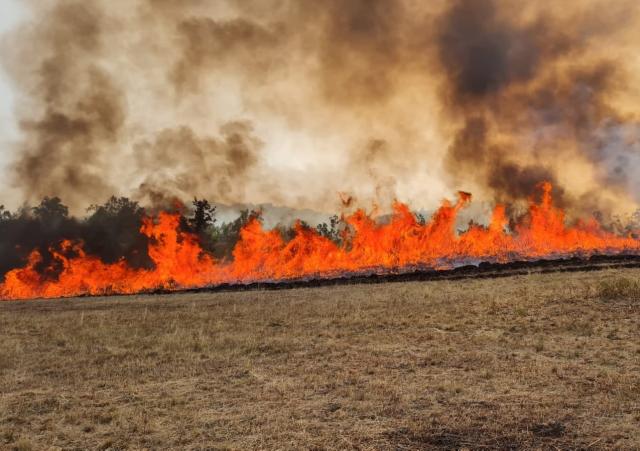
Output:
[2, 182, 639, 300]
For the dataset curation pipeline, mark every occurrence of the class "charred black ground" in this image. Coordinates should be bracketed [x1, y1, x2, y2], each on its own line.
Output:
[3, 254, 635, 302]
[142, 254, 640, 296]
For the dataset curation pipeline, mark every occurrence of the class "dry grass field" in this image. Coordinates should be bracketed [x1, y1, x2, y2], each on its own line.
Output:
[1, 269, 640, 450]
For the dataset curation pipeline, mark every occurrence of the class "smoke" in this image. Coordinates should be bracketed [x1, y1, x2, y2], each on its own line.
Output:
[2, 0, 640, 217]
[436, 0, 640, 215]
[171, 17, 285, 95]
[133, 121, 261, 206]
[6, 2, 124, 209]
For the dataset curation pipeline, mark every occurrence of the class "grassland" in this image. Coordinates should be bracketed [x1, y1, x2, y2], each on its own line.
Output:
[1, 269, 640, 450]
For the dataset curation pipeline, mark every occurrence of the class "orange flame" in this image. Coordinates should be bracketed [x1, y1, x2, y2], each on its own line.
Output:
[1, 182, 638, 300]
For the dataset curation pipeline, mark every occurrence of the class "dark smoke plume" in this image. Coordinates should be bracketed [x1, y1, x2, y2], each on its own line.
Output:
[436, 0, 639, 214]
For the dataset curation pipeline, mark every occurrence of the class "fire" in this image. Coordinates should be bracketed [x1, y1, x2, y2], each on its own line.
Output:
[1, 182, 638, 301]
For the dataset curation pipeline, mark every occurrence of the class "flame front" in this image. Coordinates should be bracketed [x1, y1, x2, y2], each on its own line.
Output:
[2, 182, 638, 301]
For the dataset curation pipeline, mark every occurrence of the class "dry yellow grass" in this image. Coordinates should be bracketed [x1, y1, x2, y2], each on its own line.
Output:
[1, 269, 640, 450]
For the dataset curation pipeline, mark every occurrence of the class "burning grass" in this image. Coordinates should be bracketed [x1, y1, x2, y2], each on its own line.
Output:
[3, 182, 640, 301]
[1, 269, 640, 449]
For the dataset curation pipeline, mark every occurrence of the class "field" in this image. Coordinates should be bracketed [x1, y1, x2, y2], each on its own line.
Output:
[1, 269, 640, 450]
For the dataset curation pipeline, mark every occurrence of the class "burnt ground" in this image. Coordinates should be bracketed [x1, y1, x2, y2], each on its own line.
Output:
[167, 253, 640, 295]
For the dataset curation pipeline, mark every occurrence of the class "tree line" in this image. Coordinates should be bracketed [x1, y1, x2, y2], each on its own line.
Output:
[0, 197, 348, 281]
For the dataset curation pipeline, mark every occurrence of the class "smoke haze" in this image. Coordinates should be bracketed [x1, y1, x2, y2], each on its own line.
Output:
[2, 0, 640, 218]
